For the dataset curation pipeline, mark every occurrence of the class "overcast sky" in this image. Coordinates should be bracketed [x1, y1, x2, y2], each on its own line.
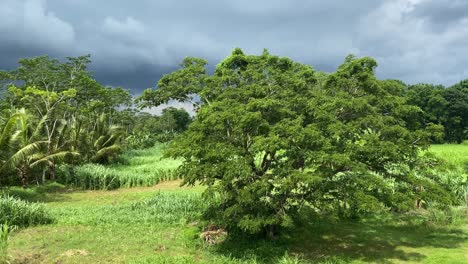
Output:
[1, 0, 468, 96]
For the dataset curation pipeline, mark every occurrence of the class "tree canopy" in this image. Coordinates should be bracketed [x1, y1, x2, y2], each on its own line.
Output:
[138, 49, 453, 237]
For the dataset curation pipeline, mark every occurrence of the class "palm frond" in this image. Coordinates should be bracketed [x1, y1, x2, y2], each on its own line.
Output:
[30, 151, 80, 168]
[0, 141, 47, 172]
[92, 144, 121, 162]
[0, 111, 24, 149]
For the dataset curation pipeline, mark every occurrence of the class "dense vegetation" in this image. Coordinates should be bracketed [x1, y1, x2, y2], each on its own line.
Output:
[0, 146, 466, 263]
[0, 55, 191, 187]
[0, 49, 467, 263]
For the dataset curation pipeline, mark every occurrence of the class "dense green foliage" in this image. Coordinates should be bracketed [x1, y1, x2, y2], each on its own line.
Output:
[429, 144, 468, 206]
[0, 55, 190, 187]
[139, 49, 457, 236]
[405, 82, 468, 143]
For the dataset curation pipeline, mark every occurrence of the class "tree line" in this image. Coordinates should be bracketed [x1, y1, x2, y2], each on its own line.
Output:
[405, 82, 468, 143]
[0, 55, 190, 186]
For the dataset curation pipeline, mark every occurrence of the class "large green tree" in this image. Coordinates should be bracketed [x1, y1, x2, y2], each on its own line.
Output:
[138, 49, 449, 237]
[443, 80, 468, 143]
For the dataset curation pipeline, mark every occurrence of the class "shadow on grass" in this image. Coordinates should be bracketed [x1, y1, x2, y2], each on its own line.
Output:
[1, 182, 73, 203]
[212, 216, 467, 263]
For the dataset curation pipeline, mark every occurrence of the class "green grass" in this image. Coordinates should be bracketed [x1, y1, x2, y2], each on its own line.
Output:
[58, 144, 183, 190]
[429, 144, 468, 171]
[429, 144, 468, 206]
[4, 180, 467, 264]
[0, 195, 53, 227]
[3, 144, 468, 263]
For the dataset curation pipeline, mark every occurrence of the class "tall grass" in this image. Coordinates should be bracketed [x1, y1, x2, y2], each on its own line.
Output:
[430, 144, 468, 171]
[58, 144, 182, 190]
[51, 191, 205, 226]
[429, 144, 468, 206]
[0, 195, 54, 227]
[0, 223, 16, 264]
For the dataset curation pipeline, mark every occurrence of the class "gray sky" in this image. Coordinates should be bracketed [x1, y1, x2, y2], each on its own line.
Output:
[1, 0, 467, 95]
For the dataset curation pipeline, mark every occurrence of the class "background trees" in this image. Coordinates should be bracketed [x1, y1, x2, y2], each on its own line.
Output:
[405, 81, 468, 143]
[0, 55, 190, 186]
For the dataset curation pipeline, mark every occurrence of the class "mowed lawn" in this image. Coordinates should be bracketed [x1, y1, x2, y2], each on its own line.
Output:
[5, 143, 468, 263]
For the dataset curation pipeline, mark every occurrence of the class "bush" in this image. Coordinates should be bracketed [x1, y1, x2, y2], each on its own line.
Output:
[423, 206, 468, 227]
[0, 195, 54, 227]
[433, 169, 468, 206]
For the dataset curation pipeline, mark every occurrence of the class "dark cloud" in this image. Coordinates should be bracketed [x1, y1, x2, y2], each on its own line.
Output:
[411, 0, 468, 27]
[92, 64, 177, 95]
[1, 0, 467, 99]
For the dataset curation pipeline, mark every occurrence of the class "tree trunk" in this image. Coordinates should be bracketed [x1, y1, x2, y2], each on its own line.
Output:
[18, 166, 29, 187]
[265, 224, 277, 240]
[415, 198, 422, 209]
[49, 163, 56, 181]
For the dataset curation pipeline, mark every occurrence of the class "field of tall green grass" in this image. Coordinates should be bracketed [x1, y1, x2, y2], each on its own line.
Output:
[429, 144, 468, 206]
[58, 144, 182, 190]
[430, 143, 468, 170]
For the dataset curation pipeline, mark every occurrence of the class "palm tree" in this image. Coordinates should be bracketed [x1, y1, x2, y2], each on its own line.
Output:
[0, 108, 78, 186]
[89, 113, 124, 164]
[0, 109, 43, 185]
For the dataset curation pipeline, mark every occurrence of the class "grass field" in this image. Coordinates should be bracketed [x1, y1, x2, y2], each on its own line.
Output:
[3, 180, 467, 264]
[430, 144, 468, 170]
[2, 144, 467, 263]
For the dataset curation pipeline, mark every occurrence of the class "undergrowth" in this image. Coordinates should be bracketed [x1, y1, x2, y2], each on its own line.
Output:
[0, 195, 53, 227]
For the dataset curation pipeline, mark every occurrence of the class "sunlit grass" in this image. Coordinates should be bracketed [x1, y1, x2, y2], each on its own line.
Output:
[59, 144, 183, 190]
[5, 180, 468, 264]
[429, 144, 468, 170]
[0, 195, 53, 227]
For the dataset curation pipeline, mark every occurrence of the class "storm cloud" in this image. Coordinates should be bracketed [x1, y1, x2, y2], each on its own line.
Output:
[1, 0, 467, 95]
